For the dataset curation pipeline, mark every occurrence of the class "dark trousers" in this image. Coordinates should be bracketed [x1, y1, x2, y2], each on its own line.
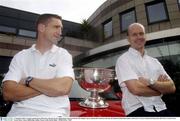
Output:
[127, 107, 175, 117]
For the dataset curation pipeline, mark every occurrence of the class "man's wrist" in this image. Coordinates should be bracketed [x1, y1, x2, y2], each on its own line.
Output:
[149, 78, 155, 86]
[25, 76, 33, 87]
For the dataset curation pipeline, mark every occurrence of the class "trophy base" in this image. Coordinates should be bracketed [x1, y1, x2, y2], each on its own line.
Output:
[79, 97, 109, 108]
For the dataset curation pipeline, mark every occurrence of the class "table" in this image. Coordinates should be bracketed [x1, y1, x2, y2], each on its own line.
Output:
[70, 100, 125, 117]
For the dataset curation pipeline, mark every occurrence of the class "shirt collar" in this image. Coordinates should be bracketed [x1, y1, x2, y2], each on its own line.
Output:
[128, 47, 147, 57]
[30, 44, 59, 53]
[50, 45, 59, 53]
[30, 44, 36, 52]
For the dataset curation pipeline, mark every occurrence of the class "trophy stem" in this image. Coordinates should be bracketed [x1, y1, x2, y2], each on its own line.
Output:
[90, 89, 98, 99]
[79, 90, 109, 108]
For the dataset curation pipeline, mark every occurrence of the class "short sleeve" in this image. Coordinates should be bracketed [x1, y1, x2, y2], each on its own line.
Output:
[155, 59, 171, 80]
[56, 50, 75, 80]
[3, 53, 24, 83]
[115, 57, 138, 86]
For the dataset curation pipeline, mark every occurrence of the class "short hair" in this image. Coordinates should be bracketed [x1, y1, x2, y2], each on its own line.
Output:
[36, 13, 62, 31]
[127, 23, 145, 36]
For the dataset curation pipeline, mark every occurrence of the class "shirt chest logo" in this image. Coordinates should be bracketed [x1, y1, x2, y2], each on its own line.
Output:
[49, 63, 56, 67]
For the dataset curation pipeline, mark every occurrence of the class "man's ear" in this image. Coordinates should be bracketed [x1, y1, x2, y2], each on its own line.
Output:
[37, 24, 45, 32]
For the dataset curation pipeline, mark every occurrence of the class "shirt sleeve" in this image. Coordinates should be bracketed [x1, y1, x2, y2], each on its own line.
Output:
[155, 59, 172, 80]
[56, 51, 75, 80]
[115, 57, 138, 86]
[3, 53, 24, 83]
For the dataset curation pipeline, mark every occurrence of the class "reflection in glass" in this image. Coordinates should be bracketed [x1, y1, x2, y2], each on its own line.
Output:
[120, 10, 136, 31]
[103, 20, 112, 39]
[146, 2, 168, 23]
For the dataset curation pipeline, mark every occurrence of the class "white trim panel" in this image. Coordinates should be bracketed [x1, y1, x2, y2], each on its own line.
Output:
[88, 28, 180, 56]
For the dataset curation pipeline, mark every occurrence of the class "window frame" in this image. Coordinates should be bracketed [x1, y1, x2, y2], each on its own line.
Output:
[119, 8, 137, 32]
[145, 0, 169, 25]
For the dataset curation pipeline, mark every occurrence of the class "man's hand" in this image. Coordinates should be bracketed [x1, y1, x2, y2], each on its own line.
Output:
[157, 74, 169, 82]
[138, 77, 150, 86]
[19, 78, 26, 85]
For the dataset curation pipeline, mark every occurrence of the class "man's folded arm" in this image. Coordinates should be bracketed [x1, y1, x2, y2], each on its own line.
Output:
[2, 81, 41, 102]
[28, 76, 74, 97]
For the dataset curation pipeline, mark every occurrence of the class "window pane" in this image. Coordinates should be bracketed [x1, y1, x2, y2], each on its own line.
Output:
[0, 25, 16, 34]
[146, 2, 168, 23]
[18, 29, 36, 38]
[121, 10, 136, 32]
[103, 20, 112, 39]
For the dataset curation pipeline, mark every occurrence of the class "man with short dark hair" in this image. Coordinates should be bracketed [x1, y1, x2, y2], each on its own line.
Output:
[2, 14, 74, 117]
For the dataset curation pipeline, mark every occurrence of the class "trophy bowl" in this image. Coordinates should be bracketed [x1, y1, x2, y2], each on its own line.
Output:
[74, 68, 115, 108]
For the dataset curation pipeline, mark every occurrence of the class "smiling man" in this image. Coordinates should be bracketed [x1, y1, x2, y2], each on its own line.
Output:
[115, 23, 176, 117]
[2, 14, 74, 117]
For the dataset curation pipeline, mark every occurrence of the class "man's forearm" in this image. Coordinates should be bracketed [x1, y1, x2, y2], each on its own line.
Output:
[125, 79, 161, 97]
[136, 77, 161, 96]
[3, 81, 41, 102]
[135, 84, 161, 96]
[28, 77, 73, 97]
[150, 80, 176, 94]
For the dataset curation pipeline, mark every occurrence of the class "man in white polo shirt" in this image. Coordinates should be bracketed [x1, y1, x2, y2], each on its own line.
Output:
[115, 23, 176, 116]
[2, 14, 74, 117]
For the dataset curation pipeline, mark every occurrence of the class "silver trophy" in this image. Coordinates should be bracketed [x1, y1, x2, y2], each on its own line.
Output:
[74, 68, 115, 108]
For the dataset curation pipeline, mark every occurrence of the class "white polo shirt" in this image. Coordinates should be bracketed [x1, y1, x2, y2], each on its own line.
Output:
[3, 44, 75, 117]
[115, 48, 168, 115]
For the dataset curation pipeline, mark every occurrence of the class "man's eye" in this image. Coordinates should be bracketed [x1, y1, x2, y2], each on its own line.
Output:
[133, 34, 137, 36]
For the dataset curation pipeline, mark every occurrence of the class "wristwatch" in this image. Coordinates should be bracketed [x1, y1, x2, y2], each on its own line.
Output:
[149, 78, 155, 86]
[25, 76, 33, 87]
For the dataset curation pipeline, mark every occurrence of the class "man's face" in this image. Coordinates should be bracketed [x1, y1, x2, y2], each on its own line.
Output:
[44, 18, 63, 44]
[128, 24, 146, 50]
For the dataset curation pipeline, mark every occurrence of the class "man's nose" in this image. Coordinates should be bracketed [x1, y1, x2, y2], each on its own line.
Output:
[57, 29, 62, 36]
[137, 34, 143, 38]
